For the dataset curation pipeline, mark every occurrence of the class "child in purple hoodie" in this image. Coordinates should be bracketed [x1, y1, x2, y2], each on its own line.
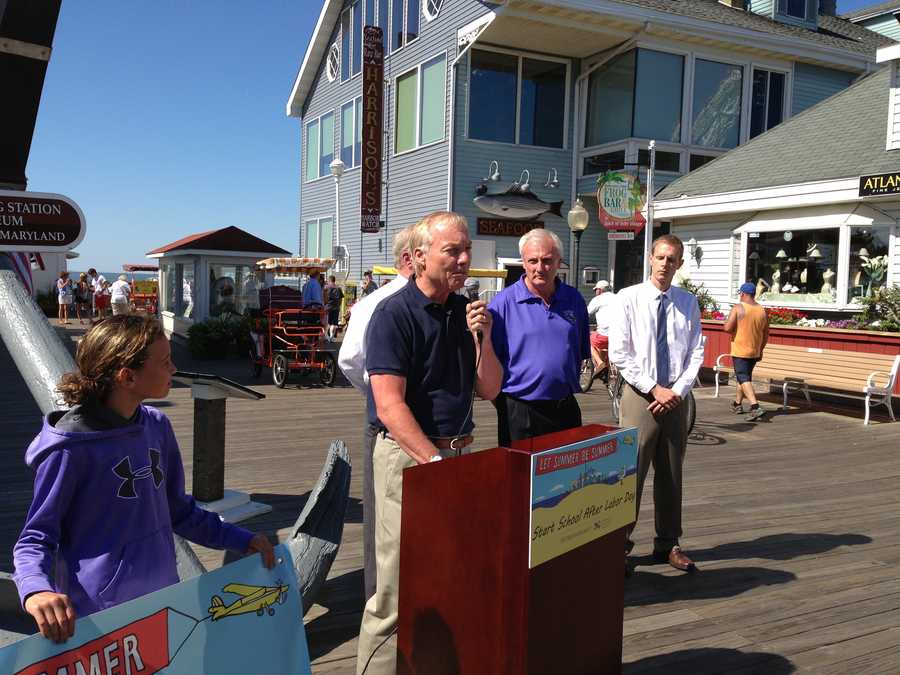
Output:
[13, 315, 275, 643]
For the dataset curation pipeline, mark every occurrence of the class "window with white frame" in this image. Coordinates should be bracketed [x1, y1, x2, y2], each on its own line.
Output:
[742, 224, 892, 307]
[777, 0, 815, 20]
[749, 69, 786, 139]
[305, 112, 334, 182]
[468, 48, 568, 148]
[392, 0, 420, 53]
[394, 53, 446, 154]
[327, 44, 339, 83]
[423, 0, 443, 21]
[305, 217, 334, 259]
[691, 59, 743, 149]
[340, 97, 363, 168]
[341, 1, 388, 83]
[585, 48, 683, 148]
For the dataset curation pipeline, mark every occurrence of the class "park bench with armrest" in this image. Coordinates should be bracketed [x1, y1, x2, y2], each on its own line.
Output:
[713, 343, 899, 425]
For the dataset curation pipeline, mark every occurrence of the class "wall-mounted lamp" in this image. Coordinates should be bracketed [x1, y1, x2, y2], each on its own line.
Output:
[517, 169, 530, 192]
[544, 168, 559, 189]
[483, 160, 502, 182]
[687, 237, 703, 264]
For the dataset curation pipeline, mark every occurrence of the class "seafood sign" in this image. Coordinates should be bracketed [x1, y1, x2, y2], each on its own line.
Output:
[0, 544, 311, 674]
[529, 428, 638, 568]
[473, 184, 563, 221]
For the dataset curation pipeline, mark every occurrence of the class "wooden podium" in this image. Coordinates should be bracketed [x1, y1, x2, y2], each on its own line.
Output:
[397, 424, 626, 674]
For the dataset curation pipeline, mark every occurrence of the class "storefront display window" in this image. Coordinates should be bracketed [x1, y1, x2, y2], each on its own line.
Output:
[743, 223, 892, 307]
[745, 228, 839, 304]
[209, 264, 256, 317]
[848, 225, 890, 303]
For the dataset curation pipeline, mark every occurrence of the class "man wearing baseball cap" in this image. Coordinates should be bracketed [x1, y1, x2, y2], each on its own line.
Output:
[587, 280, 614, 382]
[724, 281, 769, 420]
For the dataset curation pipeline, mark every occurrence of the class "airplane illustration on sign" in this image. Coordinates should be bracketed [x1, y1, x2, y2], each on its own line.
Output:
[208, 582, 290, 621]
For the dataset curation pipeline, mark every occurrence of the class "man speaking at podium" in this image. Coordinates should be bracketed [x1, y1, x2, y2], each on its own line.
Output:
[356, 212, 502, 675]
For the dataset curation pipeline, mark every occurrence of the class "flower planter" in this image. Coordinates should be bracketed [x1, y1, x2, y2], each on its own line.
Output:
[701, 320, 900, 395]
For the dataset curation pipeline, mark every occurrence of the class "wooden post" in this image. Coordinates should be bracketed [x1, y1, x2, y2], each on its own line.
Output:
[191, 385, 227, 503]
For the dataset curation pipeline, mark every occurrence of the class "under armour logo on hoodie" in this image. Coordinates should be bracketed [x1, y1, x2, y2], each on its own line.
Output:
[113, 449, 164, 499]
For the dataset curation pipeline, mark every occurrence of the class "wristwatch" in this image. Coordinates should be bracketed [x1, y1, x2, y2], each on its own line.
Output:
[429, 454, 443, 463]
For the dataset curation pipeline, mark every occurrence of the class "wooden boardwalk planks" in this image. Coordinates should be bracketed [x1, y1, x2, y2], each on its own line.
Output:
[1, 327, 898, 673]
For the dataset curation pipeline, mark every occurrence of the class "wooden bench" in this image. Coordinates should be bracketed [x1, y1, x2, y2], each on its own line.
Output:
[713, 344, 900, 425]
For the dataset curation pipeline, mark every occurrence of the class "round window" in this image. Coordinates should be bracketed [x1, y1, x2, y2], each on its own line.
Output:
[326, 44, 339, 83]
[424, 0, 443, 22]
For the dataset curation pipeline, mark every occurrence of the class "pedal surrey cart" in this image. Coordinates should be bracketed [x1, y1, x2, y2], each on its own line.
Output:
[249, 257, 337, 388]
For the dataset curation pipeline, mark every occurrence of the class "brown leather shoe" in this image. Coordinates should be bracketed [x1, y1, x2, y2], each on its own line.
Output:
[665, 546, 697, 572]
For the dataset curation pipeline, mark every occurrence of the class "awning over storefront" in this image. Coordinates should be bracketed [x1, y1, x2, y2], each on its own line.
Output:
[734, 203, 895, 233]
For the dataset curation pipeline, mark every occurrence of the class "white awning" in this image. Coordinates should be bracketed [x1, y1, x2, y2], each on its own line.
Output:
[734, 203, 895, 233]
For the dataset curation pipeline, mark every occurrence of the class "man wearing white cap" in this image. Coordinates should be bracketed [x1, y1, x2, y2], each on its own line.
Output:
[587, 280, 614, 381]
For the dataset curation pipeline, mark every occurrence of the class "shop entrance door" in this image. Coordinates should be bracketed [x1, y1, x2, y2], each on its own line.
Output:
[612, 223, 669, 290]
[503, 265, 524, 287]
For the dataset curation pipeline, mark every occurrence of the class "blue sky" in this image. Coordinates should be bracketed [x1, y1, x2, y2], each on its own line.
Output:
[27, 1, 319, 272]
[24, 1, 883, 271]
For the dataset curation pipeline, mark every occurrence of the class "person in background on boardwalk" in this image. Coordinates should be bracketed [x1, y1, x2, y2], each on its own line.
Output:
[587, 279, 615, 382]
[488, 228, 590, 446]
[608, 234, 705, 574]
[724, 281, 769, 421]
[302, 269, 323, 307]
[338, 226, 413, 603]
[87, 268, 106, 319]
[56, 272, 73, 325]
[361, 270, 377, 296]
[324, 275, 343, 342]
[94, 280, 111, 319]
[356, 212, 502, 675]
[74, 273, 92, 325]
[110, 274, 132, 316]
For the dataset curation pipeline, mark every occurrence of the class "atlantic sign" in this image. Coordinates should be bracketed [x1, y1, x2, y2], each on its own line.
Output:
[360, 25, 384, 234]
[858, 172, 900, 197]
[0, 190, 85, 252]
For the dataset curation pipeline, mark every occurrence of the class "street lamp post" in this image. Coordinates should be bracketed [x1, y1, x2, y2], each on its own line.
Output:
[567, 198, 589, 289]
[329, 158, 345, 270]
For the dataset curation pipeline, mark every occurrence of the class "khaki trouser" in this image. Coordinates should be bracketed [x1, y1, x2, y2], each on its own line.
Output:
[620, 383, 688, 556]
[111, 301, 130, 316]
[356, 434, 417, 675]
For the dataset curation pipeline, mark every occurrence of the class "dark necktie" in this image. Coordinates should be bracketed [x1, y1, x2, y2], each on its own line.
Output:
[657, 294, 670, 387]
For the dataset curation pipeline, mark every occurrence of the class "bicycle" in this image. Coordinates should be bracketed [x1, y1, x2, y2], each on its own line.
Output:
[604, 364, 696, 435]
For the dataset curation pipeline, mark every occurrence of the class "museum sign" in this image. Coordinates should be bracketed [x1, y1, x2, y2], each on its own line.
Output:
[0, 190, 85, 252]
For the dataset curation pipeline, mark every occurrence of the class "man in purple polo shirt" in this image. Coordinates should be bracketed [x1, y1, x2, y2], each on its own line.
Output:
[488, 228, 591, 446]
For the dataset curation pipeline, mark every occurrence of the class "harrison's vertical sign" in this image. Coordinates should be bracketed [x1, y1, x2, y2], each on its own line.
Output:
[360, 26, 384, 233]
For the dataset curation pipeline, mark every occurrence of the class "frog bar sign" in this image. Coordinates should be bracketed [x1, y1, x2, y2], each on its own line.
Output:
[596, 170, 646, 233]
[0, 190, 85, 252]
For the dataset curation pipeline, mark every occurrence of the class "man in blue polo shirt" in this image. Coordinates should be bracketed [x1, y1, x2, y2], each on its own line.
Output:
[356, 211, 503, 675]
[489, 228, 591, 446]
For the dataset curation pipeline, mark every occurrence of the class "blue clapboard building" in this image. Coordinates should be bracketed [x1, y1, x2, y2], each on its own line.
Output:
[288, 0, 890, 293]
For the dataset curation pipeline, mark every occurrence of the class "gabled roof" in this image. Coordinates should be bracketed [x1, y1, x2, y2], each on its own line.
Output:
[286, 0, 343, 118]
[842, 0, 900, 21]
[656, 65, 896, 201]
[147, 226, 290, 256]
[286, 0, 891, 118]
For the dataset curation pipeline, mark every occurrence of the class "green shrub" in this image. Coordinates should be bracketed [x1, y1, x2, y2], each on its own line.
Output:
[858, 286, 900, 332]
[678, 278, 720, 316]
[35, 291, 58, 317]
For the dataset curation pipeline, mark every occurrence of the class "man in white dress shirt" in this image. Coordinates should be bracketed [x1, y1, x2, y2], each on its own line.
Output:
[608, 234, 705, 573]
[337, 226, 413, 601]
